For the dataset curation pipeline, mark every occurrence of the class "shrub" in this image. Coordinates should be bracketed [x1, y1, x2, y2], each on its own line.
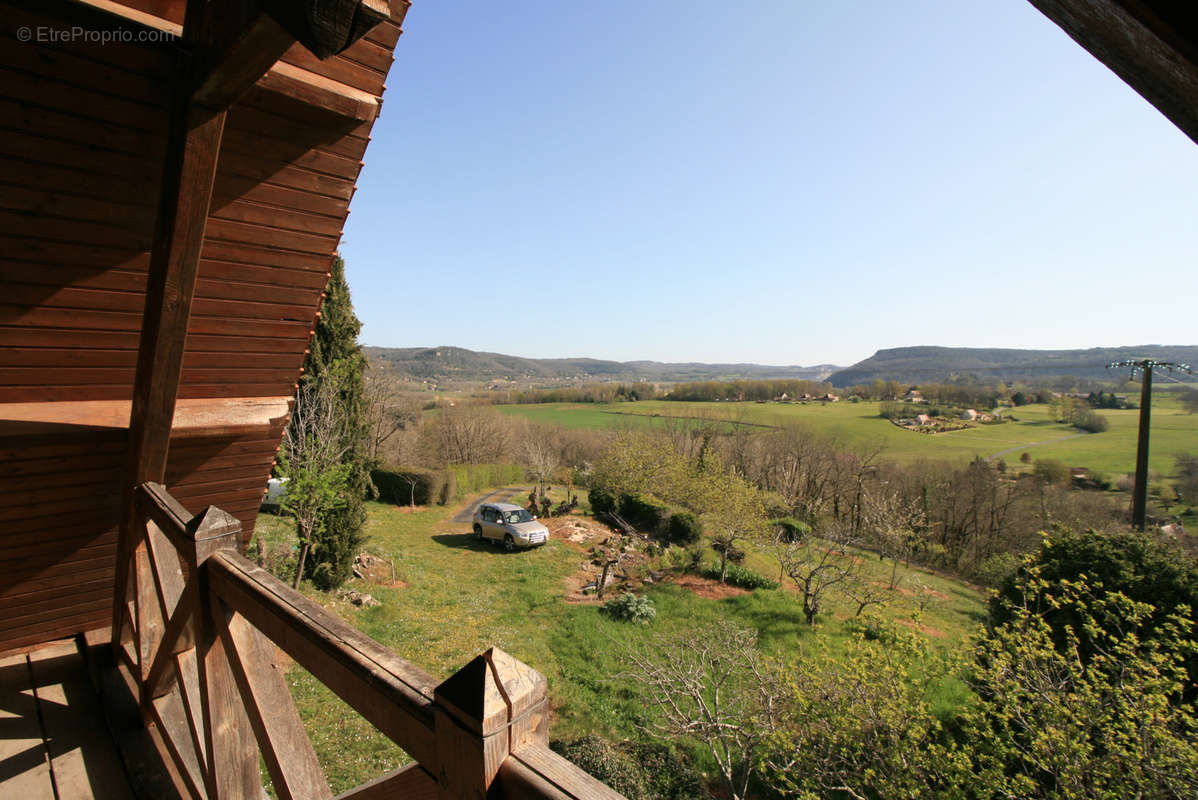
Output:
[1075, 409, 1110, 433]
[370, 467, 446, 506]
[602, 592, 656, 624]
[974, 552, 1021, 588]
[549, 736, 649, 799]
[1033, 458, 1070, 486]
[701, 562, 779, 590]
[549, 737, 708, 800]
[446, 463, 524, 500]
[588, 486, 618, 515]
[771, 517, 810, 543]
[622, 740, 709, 800]
[991, 527, 1198, 699]
[618, 493, 669, 532]
[667, 545, 704, 573]
[667, 511, 703, 545]
[710, 539, 745, 565]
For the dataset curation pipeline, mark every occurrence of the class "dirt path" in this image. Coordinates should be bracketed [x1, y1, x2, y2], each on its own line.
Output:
[985, 432, 1088, 462]
[449, 487, 529, 524]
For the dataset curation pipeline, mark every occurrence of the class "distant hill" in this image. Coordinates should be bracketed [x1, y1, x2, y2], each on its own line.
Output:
[828, 345, 1198, 387]
[364, 346, 842, 384]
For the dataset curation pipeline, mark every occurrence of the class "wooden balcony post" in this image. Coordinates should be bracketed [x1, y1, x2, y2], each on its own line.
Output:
[188, 506, 260, 799]
[433, 648, 549, 799]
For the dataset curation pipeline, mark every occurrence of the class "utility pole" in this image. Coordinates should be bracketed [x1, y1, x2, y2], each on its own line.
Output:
[1108, 359, 1193, 531]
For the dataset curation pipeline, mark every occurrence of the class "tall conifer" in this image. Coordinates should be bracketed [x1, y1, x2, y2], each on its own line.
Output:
[293, 254, 367, 589]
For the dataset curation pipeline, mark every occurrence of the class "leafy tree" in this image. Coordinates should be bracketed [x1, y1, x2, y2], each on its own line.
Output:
[968, 564, 1198, 798]
[1032, 458, 1070, 486]
[1179, 387, 1198, 415]
[287, 255, 368, 590]
[762, 621, 968, 799]
[991, 527, 1198, 698]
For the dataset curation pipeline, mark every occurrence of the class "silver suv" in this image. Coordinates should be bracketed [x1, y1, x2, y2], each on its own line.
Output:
[472, 502, 549, 551]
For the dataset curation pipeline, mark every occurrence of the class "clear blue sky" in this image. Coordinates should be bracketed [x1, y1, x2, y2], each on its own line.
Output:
[340, 0, 1198, 367]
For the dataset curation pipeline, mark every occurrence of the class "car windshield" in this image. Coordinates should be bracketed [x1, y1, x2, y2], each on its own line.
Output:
[503, 510, 533, 524]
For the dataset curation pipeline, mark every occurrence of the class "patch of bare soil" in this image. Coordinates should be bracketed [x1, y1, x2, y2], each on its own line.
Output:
[556, 518, 672, 602]
[668, 574, 750, 600]
[352, 552, 407, 588]
[545, 516, 607, 550]
[896, 618, 946, 638]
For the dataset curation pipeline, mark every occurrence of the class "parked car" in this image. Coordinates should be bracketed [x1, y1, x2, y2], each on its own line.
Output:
[472, 502, 549, 551]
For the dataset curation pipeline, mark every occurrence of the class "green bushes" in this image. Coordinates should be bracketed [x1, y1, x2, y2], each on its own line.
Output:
[701, 562, 778, 590]
[588, 486, 618, 515]
[370, 467, 447, 506]
[618, 493, 669, 533]
[601, 592, 656, 624]
[667, 512, 703, 545]
[549, 736, 708, 800]
[446, 463, 524, 499]
[372, 463, 525, 506]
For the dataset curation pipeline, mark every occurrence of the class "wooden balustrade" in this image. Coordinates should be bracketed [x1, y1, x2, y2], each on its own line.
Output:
[113, 481, 625, 799]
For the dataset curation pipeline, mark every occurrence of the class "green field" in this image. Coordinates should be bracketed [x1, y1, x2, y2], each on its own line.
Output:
[256, 500, 983, 794]
[497, 398, 1198, 477]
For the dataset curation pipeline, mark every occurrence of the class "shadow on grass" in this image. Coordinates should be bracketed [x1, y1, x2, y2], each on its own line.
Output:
[431, 532, 519, 554]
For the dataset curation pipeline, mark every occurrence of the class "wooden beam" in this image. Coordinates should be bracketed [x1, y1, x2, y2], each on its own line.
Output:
[497, 745, 629, 800]
[189, 2, 297, 110]
[220, 607, 333, 800]
[257, 61, 381, 121]
[1029, 0, 1198, 145]
[334, 763, 438, 800]
[113, 52, 227, 641]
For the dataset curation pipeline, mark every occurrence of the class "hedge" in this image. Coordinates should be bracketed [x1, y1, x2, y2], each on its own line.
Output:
[371, 467, 448, 506]
[667, 512, 703, 545]
[618, 493, 669, 533]
[446, 463, 525, 501]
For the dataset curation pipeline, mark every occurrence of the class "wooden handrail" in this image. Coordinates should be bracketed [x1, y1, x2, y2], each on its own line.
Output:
[116, 482, 627, 800]
[206, 549, 440, 765]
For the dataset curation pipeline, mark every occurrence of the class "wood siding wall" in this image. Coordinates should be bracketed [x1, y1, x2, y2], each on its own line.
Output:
[0, 0, 402, 653]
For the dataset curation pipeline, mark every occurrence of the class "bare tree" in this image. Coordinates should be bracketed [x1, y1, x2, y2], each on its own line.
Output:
[421, 404, 512, 464]
[623, 620, 782, 800]
[362, 366, 421, 463]
[281, 380, 352, 589]
[521, 423, 560, 497]
[777, 529, 860, 625]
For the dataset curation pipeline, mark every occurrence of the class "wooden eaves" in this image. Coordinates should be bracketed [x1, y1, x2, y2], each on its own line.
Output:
[1029, 0, 1198, 145]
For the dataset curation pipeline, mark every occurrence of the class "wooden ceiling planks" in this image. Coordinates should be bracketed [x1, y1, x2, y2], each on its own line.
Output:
[0, 0, 404, 653]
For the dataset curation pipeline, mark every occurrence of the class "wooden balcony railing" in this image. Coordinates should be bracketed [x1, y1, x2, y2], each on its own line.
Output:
[114, 482, 625, 800]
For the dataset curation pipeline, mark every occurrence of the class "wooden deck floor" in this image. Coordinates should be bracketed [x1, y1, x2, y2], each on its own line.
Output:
[0, 639, 135, 799]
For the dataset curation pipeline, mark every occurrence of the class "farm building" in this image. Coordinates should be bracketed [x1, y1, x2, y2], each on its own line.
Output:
[960, 409, 980, 420]
[0, 1, 621, 797]
[1, 0, 1196, 797]
[914, 413, 933, 426]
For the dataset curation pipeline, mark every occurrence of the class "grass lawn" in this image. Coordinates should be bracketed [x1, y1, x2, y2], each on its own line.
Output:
[255, 498, 984, 794]
[498, 398, 1198, 477]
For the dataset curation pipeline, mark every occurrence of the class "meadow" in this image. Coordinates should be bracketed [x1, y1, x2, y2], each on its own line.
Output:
[257, 499, 984, 794]
[497, 398, 1198, 477]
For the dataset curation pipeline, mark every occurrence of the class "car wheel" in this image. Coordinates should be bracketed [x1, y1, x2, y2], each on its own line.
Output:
[473, 523, 483, 540]
[504, 534, 515, 552]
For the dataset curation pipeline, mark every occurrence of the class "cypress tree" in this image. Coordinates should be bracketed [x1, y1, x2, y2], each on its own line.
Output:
[293, 254, 368, 589]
